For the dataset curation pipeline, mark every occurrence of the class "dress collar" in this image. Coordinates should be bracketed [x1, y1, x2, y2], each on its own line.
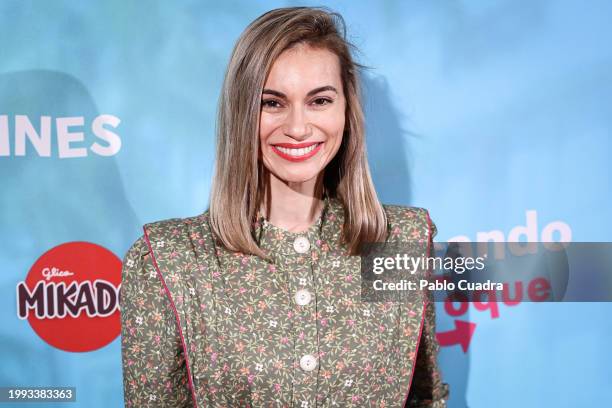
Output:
[252, 195, 346, 259]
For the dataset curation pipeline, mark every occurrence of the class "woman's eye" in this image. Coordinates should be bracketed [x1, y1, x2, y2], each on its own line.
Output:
[312, 97, 332, 106]
[262, 99, 282, 109]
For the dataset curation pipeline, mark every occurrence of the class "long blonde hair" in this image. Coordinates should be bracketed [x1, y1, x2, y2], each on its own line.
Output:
[209, 6, 387, 258]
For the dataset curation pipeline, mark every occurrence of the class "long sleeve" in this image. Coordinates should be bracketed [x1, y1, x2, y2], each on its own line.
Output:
[406, 216, 450, 407]
[120, 235, 194, 407]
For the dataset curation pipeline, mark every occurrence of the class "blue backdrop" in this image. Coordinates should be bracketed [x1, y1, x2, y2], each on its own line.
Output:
[1, 1, 611, 407]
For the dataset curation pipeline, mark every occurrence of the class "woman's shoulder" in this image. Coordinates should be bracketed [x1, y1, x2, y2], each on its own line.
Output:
[125, 210, 214, 257]
[381, 203, 437, 240]
[145, 209, 211, 235]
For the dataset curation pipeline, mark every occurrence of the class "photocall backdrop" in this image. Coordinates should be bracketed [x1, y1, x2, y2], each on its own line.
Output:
[2, 1, 611, 407]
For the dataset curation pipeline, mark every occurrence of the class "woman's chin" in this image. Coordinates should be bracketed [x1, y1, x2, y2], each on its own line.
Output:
[273, 169, 321, 185]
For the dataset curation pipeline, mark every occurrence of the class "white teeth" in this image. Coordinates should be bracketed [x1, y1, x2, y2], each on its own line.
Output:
[275, 143, 320, 157]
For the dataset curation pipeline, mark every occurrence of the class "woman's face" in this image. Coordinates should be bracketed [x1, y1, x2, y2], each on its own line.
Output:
[259, 43, 346, 186]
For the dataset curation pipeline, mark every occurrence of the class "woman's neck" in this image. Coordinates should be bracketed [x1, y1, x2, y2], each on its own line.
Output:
[261, 172, 325, 233]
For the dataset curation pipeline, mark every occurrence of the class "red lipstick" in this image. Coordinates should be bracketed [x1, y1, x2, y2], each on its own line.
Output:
[271, 142, 323, 162]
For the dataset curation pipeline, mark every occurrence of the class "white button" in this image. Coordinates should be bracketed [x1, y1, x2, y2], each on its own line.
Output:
[293, 236, 310, 253]
[300, 354, 317, 371]
[295, 289, 312, 306]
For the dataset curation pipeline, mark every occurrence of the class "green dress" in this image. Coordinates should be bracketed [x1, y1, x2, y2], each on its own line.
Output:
[120, 196, 449, 407]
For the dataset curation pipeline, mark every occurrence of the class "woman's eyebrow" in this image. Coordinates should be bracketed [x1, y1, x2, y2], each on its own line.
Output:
[262, 85, 338, 98]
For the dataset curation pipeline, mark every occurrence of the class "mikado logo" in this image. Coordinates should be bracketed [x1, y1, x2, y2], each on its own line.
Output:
[16, 242, 122, 352]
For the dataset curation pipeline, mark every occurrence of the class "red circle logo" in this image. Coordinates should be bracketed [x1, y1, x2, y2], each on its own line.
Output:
[17, 241, 122, 352]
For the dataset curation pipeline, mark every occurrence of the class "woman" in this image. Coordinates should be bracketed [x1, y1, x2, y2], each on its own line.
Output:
[120, 6, 449, 407]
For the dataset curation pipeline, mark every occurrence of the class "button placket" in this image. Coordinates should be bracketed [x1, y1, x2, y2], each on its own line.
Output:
[283, 233, 319, 408]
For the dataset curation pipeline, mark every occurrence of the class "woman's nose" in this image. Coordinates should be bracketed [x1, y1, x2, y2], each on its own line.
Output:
[283, 106, 311, 140]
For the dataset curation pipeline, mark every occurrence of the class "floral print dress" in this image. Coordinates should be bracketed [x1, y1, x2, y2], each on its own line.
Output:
[120, 196, 449, 407]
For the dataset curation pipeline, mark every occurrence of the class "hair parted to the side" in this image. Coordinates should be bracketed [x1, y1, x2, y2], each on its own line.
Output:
[209, 6, 388, 259]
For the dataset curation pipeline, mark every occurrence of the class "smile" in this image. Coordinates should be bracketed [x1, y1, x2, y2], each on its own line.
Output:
[271, 142, 323, 162]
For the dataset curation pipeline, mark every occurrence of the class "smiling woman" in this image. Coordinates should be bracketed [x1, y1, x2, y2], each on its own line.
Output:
[120, 6, 449, 408]
[208, 6, 388, 250]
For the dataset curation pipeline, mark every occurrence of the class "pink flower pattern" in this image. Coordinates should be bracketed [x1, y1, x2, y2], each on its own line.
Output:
[120, 197, 449, 407]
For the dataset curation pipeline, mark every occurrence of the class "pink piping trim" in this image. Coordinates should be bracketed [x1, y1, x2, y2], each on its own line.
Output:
[402, 209, 433, 406]
[143, 226, 199, 408]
